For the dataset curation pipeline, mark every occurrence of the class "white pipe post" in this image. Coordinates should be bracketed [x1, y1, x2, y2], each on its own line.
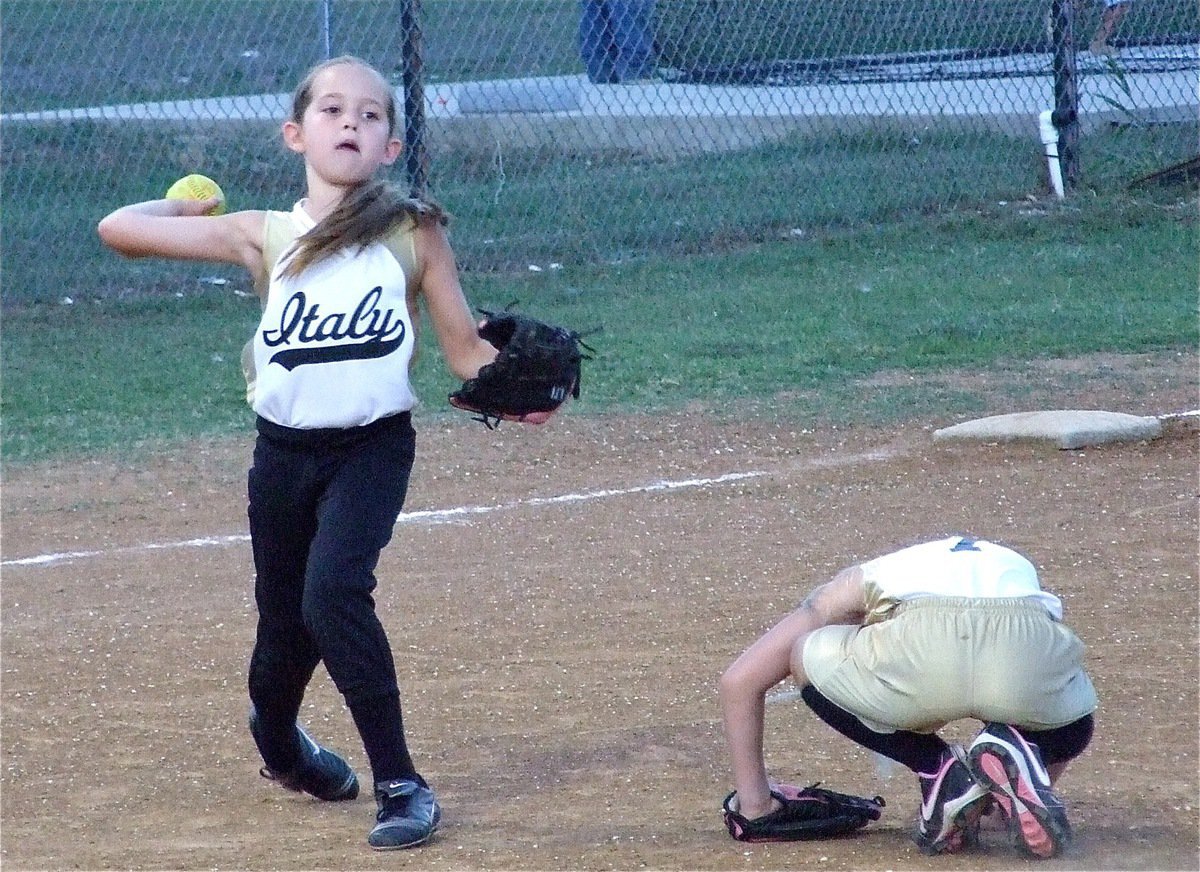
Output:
[1039, 110, 1066, 200]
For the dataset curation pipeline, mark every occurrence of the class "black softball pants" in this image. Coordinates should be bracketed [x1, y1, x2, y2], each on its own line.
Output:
[246, 412, 418, 782]
[801, 685, 1094, 774]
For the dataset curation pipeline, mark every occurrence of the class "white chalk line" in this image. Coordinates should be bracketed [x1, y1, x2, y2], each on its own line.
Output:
[2, 471, 766, 569]
[3, 446, 899, 570]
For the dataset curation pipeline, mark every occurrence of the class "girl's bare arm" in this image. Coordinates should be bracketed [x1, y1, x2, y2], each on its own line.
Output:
[97, 198, 266, 278]
[414, 222, 498, 380]
[719, 567, 868, 819]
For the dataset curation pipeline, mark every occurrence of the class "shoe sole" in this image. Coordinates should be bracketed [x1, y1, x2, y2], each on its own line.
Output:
[369, 830, 437, 850]
[967, 741, 1069, 859]
[369, 818, 440, 850]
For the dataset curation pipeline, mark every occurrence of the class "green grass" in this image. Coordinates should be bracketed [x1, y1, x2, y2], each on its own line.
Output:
[434, 127, 1039, 271]
[2, 294, 261, 463]
[2, 3, 1195, 465]
[3, 189, 1195, 464]
[4, 120, 1194, 305]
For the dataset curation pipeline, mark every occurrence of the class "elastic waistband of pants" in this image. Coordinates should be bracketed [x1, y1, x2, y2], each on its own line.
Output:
[893, 595, 1054, 616]
[255, 410, 412, 448]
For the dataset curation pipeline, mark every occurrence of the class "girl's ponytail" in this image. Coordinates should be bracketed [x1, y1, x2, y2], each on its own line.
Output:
[280, 182, 447, 278]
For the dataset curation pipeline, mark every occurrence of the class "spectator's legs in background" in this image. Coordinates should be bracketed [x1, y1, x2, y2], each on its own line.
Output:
[608, 0, 656, 82]
[579, 1, 618, 83]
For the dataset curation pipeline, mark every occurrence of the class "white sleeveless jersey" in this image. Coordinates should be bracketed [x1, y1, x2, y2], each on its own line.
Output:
[251, 202, 419, 429]
[860, 536, 1063, 624]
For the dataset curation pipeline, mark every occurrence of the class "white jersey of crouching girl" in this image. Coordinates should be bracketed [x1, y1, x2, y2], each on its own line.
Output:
[251, 202, 419, 429]
[859, 536, 1064, 625]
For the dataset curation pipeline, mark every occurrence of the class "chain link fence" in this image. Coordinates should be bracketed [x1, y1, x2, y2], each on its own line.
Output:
[2, 0, 1196, 303]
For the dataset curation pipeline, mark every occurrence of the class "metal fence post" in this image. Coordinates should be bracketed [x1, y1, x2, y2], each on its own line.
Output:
[1050, 0, 1081, 187]
[400, 0, 428, 198]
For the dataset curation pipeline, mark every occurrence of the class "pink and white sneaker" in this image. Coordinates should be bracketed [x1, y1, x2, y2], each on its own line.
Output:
[913, 745, 990, 855]
[967, 723, 1071, 859]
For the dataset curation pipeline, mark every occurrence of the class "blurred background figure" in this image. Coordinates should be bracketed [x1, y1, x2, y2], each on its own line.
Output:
[579, 0, 657, 83]
[1078, 0, 1134, 55]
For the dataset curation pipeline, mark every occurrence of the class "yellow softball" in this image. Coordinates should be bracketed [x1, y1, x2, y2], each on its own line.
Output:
[165, 173, 226, 215]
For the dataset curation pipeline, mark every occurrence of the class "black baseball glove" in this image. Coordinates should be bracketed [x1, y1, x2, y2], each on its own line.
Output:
[449, 308, 594, 429]
[722, 783, 885, 842]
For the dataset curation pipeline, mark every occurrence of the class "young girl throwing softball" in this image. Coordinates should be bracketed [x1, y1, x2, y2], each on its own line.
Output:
[98, 55, 501, 850]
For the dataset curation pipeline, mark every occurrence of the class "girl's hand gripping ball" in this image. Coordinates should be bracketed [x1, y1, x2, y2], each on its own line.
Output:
[165, 173, 226, 215]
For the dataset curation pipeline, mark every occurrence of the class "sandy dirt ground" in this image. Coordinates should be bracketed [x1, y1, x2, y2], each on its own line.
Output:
[2, 352, 1197, 871]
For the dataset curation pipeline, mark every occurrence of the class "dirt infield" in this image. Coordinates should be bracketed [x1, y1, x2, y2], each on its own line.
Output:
[3, 353, 1197, 871]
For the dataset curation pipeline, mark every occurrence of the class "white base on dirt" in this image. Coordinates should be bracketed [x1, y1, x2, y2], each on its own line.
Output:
[933, 409, 1163, 450]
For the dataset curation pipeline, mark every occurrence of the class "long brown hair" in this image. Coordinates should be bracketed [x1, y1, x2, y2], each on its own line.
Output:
[279, 56, 447, 278]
